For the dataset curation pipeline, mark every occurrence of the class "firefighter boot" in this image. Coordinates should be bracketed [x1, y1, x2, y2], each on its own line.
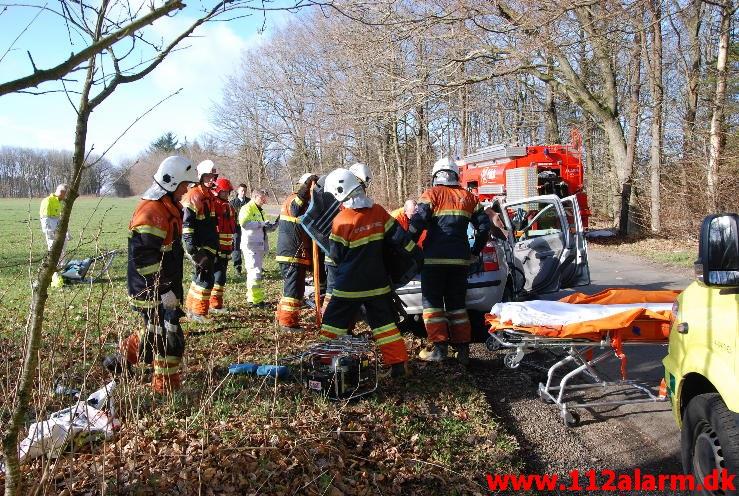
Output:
[418, 342, 448, 362]
[451, 343, 470, 366]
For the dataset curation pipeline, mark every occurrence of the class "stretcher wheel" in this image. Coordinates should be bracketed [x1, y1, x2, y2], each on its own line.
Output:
[485, 336, 501, 352]
[562, 411, 580, 428]
[503, 353, 520, 369]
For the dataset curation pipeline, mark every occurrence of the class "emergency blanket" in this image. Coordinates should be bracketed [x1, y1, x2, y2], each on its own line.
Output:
[487, 288, 680, 341]
[0, 381, 120, 473]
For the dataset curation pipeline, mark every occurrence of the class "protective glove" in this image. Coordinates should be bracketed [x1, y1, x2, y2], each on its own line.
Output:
[161, 290, 179, 310]
[192, 249, 214, 274]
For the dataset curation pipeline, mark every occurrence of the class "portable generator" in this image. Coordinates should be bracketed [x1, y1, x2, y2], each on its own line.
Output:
[297, 336, 378, 401]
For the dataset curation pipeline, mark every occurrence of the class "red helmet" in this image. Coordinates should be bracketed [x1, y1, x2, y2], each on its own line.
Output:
[214, 178, 234, 194]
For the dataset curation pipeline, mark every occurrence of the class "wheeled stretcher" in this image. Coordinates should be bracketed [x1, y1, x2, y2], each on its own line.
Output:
[485, 289, 680, 427]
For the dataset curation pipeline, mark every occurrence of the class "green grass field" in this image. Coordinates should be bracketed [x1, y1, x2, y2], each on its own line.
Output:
[0, 197, 519, 495]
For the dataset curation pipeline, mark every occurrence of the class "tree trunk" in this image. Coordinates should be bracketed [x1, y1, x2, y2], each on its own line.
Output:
[544, 78, 560, 144]
[706, 0, 731, 212]
[603, 118, 631, 235]
[646, 1, 663, 233]
[1, 37, 97, 496]
[681, 0, 703, 162]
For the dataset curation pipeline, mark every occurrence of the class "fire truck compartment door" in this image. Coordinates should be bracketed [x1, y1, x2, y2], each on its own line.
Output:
[503, 195, 569, 294]
[559, 195, 591, 288]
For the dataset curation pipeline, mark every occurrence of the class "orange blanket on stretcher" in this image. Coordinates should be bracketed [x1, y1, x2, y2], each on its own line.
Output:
[485, 288, 681, 342]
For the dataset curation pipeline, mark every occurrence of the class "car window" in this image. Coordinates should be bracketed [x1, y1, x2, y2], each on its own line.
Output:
[505, 201, 563, 241]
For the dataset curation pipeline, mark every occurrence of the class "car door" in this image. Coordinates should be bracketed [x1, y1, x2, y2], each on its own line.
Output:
[558, 195, 591, 288]
[501, 194, 571, 295]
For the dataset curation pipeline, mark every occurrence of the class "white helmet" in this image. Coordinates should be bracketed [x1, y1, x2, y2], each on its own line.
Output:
[297, 172, 315, 185]
[154, 156, 197, 192]
[196, 159, 218, 180]
[324, 168, 363, 203]
[431, 157, 459, 186]
[348, 162, 372, 186]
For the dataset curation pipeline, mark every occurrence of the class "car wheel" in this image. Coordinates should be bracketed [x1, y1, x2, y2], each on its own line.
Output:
[681, 393, 739, 495]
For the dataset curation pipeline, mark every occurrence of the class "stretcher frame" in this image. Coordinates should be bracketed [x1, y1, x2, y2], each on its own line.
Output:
[486, 329, 668, 427]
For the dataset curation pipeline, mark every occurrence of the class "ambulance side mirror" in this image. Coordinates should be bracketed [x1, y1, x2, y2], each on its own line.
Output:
[696, 213, 739, 287]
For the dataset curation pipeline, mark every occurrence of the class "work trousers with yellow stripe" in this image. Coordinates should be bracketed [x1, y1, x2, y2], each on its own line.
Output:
[121, 305, 185, 394]
[320, 295, 408, 365]
[210, 253, 230, 309]
[186, 261, 215, 316]
[277, 263, 307, 326]
[421, 265, 471, 344]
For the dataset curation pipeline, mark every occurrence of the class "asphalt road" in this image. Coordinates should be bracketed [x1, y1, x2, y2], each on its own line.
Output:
[471, 247, 694, 489]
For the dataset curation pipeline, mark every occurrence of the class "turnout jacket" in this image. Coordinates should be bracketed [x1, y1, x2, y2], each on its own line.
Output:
[276, 193, 311, 266]
[181, 184, 219, 257]
[127, 194, 184, 308]
[409, 185, 491, 265]
[214, 197, 237, 254]
[329, 204, 421, 299]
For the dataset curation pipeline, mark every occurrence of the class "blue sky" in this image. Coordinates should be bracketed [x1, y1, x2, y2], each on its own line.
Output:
[0, 1, 296, 163]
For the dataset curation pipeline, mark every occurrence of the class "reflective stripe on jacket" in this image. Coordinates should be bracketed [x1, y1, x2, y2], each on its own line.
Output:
[181, 184, 218, 256]
[239, 200, 268, 252]
[329, 203, 420, 298]
[127, 195, 184, 308]
[409, 185, 490, 265]
[276, 193, 311, 266]
[214, 197, 237, 253]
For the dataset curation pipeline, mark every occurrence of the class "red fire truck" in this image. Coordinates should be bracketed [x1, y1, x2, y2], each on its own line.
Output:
[459, 131, 591, 227]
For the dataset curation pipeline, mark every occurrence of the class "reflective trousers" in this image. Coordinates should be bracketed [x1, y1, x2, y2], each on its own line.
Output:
[244, 248, 265, 304]
[210, 254, 230, 309]
[421, 265, 471, 344]
[277, 263, 306, 327]
[186, 261, 215, 316]
[320, 295, 408, 366]
[121, 305, 185, 393]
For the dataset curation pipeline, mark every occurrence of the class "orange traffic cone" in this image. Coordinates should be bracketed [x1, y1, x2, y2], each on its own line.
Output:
[658, 378, 668, 398]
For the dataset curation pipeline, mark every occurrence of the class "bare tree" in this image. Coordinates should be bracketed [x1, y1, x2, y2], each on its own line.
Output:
[706, 0, 734, 211]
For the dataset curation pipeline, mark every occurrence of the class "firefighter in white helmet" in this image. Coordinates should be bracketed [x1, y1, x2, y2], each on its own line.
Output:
[323, 163, 373, 315]
[275, 173, 319, 331]
[182, 160, 220, 322]
[320, 168, 422, 377]
[408, 157, 491, 365]
[111, 155, 197, 393]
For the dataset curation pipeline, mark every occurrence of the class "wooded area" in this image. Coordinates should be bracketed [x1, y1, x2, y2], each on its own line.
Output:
[203, 0, 738, 235]
[0, 147, 111, 198]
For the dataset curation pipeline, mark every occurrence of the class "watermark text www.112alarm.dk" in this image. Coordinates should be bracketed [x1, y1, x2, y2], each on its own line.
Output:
[485, 468, 736, 492]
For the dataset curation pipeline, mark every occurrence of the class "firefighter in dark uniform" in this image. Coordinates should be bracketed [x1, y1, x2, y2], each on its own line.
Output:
[183, 160, 220, 322]
[230, 184, 250, 275]
[275, 173, 318, 332]
[210, 178, 237, 313]
[321, 168, 422, 377]
[112, 156, 197, 393]
[409, 157, 491, 365]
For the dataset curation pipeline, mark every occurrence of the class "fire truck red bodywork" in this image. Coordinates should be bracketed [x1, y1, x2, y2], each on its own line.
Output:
[459, 142, 591, 227]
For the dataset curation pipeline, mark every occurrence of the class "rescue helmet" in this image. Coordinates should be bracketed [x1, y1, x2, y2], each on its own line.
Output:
[197, 159, 218, 180]
[214, 177, 234, 194]
[154, 155, 198, 192]
[324, 168, 363, 203]
[297, 173, 315, 185]
[431, 157, 459, 186]
[348, 162, 372, 186]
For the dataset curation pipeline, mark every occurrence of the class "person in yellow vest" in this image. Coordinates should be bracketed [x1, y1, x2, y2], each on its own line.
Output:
[39, 183, 71, 253]
[40, 183, 72, 286]
[238, 190, 278, 306]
